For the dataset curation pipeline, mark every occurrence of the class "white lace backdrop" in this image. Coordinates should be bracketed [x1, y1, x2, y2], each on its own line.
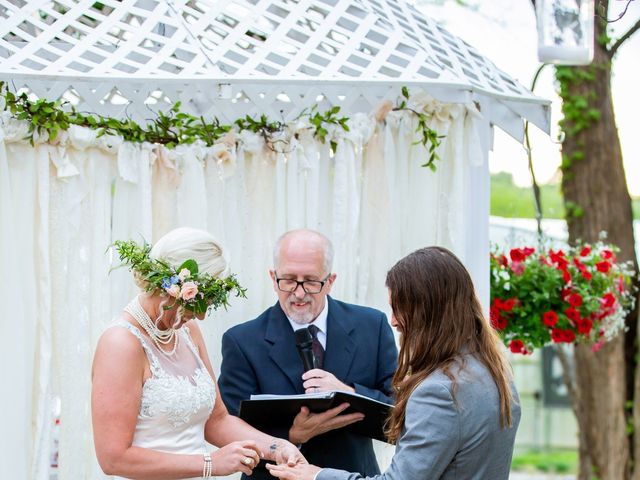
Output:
[0, 98, 490, 480]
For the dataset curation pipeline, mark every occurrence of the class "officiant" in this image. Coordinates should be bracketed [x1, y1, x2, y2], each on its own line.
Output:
[219, 229, 398, 479]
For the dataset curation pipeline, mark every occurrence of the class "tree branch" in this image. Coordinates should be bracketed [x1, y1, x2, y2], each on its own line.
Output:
[609, 18, 640, 57]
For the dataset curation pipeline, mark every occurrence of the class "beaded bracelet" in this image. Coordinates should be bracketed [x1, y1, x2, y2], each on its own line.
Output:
[202, 452, 212, 479]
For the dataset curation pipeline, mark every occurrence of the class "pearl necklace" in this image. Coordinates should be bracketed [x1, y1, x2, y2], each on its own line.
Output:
[125, 296, 179, 356]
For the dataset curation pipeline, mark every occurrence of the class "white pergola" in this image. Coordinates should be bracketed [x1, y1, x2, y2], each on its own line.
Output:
[0, 0, 552, 321]
[0, 3, 552, 479]
[0, 0, 549, 138]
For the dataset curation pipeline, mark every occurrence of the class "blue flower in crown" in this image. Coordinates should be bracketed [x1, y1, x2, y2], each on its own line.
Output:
[161, 277, 172, 289]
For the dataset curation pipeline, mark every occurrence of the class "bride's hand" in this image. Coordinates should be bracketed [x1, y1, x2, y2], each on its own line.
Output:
[211, 440, 261, 476]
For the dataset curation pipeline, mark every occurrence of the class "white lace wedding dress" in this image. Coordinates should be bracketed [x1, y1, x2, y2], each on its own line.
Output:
[112, 322, 216, 480]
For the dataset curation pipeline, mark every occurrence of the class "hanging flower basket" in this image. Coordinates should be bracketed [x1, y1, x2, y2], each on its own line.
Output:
[490, 241, 636, 354]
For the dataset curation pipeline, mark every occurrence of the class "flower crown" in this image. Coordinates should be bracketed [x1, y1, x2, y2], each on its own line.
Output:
[113, 239, 246, 315]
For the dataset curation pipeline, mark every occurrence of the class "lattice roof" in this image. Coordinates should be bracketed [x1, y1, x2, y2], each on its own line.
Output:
[0, 0, 549, 135]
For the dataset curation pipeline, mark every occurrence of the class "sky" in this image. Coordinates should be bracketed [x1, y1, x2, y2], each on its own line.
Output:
[415, 0, 640, 196]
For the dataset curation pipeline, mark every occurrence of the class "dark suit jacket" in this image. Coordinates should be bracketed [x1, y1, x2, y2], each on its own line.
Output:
[218, 297, 398, 480]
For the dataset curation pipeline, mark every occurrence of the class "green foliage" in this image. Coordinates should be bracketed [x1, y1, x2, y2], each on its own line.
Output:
[234, 113, 284, 149]
[511, 449, 578, 474]
[490, 172, 565, 219]
[0, 82, 444, 171]
[565, 200, 585, 221]
[393, 87, 445, 170]
[0, 81, 346, 151]
[556, 66, 599, 140]
[597, 29, 612, 49]
[300, 104, 350, 154]
[112, 239, 246, 315]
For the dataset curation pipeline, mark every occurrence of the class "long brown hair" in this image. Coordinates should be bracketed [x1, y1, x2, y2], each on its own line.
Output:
[384, 246, 514, 443]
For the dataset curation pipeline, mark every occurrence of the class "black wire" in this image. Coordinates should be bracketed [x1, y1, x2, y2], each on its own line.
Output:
[596, 0, 635, 23]
[525, 63, 550, 243]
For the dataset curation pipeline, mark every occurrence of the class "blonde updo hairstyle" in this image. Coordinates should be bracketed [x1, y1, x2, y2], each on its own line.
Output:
[133, 227, 229, 292]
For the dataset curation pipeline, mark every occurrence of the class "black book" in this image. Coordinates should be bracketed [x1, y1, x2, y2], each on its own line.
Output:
[239, 390, 393, 443]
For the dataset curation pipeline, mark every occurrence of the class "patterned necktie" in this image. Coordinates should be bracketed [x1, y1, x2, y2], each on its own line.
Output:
[307, 324, 325, 369]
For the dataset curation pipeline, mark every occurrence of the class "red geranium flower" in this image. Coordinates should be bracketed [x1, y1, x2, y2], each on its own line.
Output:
[563, 329, 576, 343]
[580, 246, 591, 256]
[564, 307, 580, 323]
[499, 255, 508, 267]
[510, 248, 525, 262]
[596, 261, 611, 273]
[581, 270, 593, 281]
[601, 292, 616, 308]
[551, 328, 565, 343]
[601, 249, 614, 260]
[549, 249, 569, 269]
[522, 247, 535, 257]
[542, 311, 558, 327]
[510, 261, 525, 275]
[577, 318, 593, 335]
[509, 339, 525, 353]
[502, 298, 516, 312]
[490, 307, 507, 330]
[562, 269, 571, 283]
[567, 293, 583, 307]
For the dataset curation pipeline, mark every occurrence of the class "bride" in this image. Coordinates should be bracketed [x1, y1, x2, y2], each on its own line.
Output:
[92, 227, 305, 479]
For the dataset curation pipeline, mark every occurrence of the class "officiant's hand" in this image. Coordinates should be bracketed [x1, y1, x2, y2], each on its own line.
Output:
[288, 403, 365, 445]
[302, 369, 355, 394]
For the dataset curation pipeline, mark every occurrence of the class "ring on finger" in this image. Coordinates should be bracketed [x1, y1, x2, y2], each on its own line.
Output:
[243, 457, 253, 466]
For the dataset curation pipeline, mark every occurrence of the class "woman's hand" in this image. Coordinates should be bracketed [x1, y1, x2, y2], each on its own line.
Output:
[267, 439, 307, 466]
[267, 462, 321, 480]
[211, 440, 261, 476]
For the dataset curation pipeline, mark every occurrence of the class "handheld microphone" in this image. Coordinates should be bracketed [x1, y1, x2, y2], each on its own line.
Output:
[294, 328, 316, 372]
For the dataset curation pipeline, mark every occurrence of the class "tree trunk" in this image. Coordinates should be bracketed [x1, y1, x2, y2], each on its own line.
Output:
[573, 340, 628, 479]
[557, 5, 639, 478]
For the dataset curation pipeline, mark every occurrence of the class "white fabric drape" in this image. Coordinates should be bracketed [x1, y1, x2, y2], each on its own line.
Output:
[0, 98, 490, 480]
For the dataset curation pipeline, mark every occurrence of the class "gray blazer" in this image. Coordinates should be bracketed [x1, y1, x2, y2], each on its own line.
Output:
[317, 354, 521, 480]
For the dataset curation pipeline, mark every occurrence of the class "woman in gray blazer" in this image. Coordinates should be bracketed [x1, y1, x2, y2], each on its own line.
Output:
[268, 246, 521, 480]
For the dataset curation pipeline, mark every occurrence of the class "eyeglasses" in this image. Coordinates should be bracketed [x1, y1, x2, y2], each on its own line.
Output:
[274, 273, 331, 294]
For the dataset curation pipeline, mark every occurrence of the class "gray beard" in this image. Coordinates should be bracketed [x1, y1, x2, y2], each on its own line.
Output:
[289, 314, 315, 325]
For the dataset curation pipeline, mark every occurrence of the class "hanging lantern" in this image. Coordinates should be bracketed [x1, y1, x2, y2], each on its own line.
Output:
[535, 0, 595, 65]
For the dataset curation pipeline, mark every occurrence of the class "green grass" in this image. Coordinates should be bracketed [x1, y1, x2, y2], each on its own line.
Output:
[490, 172, 640, 220]
[511, 449, 578, 474]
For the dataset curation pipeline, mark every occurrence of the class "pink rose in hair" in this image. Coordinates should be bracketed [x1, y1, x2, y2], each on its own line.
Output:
[181, 281, 199, 301]
[166, 284, 181, 298]
[178, 268, 191, 282]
